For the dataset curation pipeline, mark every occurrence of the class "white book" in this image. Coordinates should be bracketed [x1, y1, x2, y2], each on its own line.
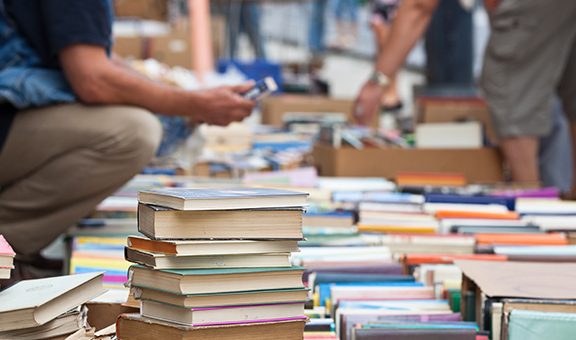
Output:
[138, 187, 308, 211]
[0, 272, 105, 332]
[516, 199, 576, 215]
[415, 122, 482, 149]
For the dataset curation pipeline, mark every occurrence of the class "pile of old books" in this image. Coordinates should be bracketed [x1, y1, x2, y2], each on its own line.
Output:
[119, 187, 309, 339]
[0, 272, 105, 339]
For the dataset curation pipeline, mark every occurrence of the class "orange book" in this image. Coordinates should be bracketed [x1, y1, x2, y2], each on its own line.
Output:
[402, 254, 508, 266]
[396, 172, 467, 187]
[435, 210, 519, 220]
[475, 233, 568, 246]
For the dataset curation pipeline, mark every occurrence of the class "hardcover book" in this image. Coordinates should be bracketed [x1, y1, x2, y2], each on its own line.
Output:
[137, 204, 304, 239]
[0, 272, 105, 332]
[137, 188, 308, 211]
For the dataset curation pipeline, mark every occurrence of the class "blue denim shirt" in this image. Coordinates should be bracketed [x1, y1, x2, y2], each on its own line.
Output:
[0, 0, 190, 157]
[0, 0, 76, 109]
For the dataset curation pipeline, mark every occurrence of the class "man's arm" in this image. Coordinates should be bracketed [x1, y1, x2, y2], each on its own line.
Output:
[59, 45, 255, 126]
[354, 0, 439, 125]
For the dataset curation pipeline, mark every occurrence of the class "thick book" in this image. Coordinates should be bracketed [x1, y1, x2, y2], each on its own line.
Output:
[330, 286, 435, 305]
[138, 204, 304, 239]
[0, 272, 105, 332]
[129, 265, 305, 295]
[0, 235, 15, 270]
[125, 247, 291, 269]
[141, 300, 305, 327]
[137, 188, 308, 211]
[474, 233, 568, 246]
[353, 328, 476, 340]
[116, 313, 307, 340]
[127, 236, 299, 256]
[0, 306, 87, 340]
[134, 287, 309, 308]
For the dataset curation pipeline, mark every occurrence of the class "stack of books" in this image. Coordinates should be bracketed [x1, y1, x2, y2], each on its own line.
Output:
[118, 187, 310, 339]
[0, 272, 105, 339]
[0, 235, 15, 283]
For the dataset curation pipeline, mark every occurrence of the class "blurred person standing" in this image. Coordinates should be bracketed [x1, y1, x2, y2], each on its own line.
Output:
[425, 0, 474, 86]
[329, 0, 359, 49]
[370, 0, 402, 112]
[224, 1, 267, 59]
[354, 0, 576, 192]
[309, 0, 329, 62]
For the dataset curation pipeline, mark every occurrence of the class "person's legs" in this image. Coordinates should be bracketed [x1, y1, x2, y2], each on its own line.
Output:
[241, 3, 266, 59]
[558, 32, 576, 195]
[372, 21, 400, 108]
[539, 100, 573, 194]
[225, 1, 242, 58]
[309, 0, 328, 56]
[425, 0, 473, 85]
[0, 104, 162, 260]
[500, 137, 540, 184]
[482, 0, 576, 183]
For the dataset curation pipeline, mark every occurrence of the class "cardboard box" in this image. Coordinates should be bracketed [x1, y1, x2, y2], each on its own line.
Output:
[114, 0, 168, 21]
[86, 302, 138, 331]
[113, 36, 145, 59]
[148, 29, 192, 68]
[416, 97, 498, 145]
[262, 95, 378, 127]
[312, 144, 503, 184]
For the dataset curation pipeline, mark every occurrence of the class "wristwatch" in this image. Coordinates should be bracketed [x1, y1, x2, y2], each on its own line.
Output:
[369, 71, 391, 88]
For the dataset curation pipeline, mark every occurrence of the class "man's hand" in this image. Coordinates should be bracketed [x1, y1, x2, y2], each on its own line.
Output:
[60, 45, 256, 127]
[353, 81, 386, 126]
[191, 83, 256, 126]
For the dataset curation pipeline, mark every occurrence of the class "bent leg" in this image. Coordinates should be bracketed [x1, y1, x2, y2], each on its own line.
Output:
[0, 104, 162, 257]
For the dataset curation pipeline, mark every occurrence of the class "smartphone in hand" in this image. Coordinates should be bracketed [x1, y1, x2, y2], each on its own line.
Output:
[243, 77, 278, 101]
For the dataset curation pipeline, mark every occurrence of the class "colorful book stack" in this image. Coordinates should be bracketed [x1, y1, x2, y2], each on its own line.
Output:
[118, 187, 310, 340]
[0, 235, 15, 283]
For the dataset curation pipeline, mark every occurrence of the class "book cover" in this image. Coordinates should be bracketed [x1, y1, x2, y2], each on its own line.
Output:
[133, 265, 304, 276]
[138, 187, 308, 210]
[116, 313, 307, 340]
[0, 235, 15, 256]
[508, 310, 576, 340]
[455, 260, 576, 299]
[0, 272, 105, 331]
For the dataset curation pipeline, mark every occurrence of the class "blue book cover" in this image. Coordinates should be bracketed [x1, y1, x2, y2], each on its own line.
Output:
[425, 194, 516, 211]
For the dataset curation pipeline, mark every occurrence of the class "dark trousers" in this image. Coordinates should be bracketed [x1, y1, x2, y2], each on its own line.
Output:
[425, 0, 474, 85]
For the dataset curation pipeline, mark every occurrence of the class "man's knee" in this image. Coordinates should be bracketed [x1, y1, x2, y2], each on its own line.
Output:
[114, 107, 163, 164]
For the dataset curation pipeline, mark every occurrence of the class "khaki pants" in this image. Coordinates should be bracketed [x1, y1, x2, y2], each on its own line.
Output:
[0, 104, 162, 257]
[481, 0, 576, 137]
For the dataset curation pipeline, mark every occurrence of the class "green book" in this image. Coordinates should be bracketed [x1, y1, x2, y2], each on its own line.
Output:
[130, 265, 305, 295]
[448, 289, 462, 313]
[509, 310, 576, 340]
